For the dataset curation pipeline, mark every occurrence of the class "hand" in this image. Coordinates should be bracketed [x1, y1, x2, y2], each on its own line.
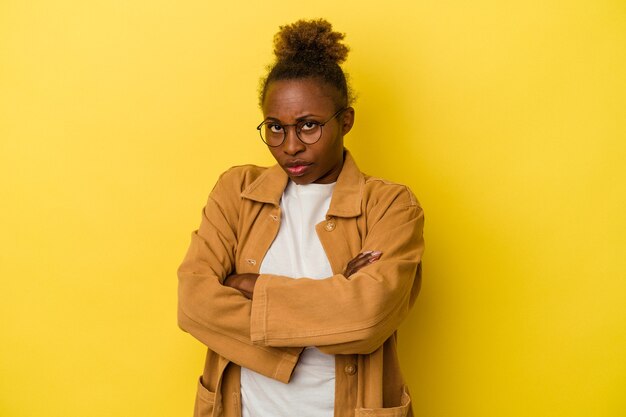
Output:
[223, 273, 259, 299]
[343, 251, 382, 278]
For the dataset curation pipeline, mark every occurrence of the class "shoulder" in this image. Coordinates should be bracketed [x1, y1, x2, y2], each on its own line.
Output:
[357, 174, 425, 232]
[361, 173, 421, 209]
[212, 164, 268, 194]
[208, 165, 272, 208]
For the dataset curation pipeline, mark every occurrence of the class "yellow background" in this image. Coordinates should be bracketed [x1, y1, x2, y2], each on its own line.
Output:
[1, 1, 624, 416]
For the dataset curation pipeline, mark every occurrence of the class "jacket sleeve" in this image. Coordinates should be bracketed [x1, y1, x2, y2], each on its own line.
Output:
[177, 170, 301, 383]
[249, 185, 424, 355]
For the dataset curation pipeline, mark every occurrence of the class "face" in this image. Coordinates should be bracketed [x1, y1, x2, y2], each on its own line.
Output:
[261, 78, 354, 185]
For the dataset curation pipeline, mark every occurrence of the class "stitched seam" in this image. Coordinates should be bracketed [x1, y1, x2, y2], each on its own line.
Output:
[262, 289, 410, 341]
[179, 306, 298, 360]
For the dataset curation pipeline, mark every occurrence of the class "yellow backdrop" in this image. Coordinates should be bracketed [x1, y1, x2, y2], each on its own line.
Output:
[1, 1, 624, 416]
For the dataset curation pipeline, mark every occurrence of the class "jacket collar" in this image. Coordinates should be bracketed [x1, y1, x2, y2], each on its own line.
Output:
[241, 149, 364, 218]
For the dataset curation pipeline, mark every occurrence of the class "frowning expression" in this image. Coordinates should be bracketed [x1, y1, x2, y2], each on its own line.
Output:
[261, 78, 354, 185]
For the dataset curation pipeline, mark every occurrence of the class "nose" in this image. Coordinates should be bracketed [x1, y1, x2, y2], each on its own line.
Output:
[282, 126, 306, 155]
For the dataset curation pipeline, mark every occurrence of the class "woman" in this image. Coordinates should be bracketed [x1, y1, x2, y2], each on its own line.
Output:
[178, 19, 424, 417]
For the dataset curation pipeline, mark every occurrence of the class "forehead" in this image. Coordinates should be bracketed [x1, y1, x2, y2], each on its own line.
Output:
[262, 79, 338, 117]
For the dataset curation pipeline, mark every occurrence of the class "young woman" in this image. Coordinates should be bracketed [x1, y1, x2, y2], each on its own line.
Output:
[178, 19, 424, 417]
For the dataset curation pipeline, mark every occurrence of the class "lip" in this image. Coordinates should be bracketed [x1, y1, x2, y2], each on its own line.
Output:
[284, 160, 312, 176]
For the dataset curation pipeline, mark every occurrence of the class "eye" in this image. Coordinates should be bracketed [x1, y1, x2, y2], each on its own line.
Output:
[267, 123, 284, 133]
[300, 121, 319, 131]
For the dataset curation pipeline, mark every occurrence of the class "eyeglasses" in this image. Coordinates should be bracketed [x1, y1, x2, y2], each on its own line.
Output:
[256, 108, 347, 147]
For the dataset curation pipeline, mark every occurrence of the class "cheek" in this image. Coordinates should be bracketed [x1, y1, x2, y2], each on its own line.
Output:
[317, 145, 341, 167]
[324, 136, 344, 158]
[268, 147, 281, 162]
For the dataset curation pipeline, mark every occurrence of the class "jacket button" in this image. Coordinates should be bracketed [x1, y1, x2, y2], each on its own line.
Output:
[344, 364, 357, 375]
[325, 220, 336, 231]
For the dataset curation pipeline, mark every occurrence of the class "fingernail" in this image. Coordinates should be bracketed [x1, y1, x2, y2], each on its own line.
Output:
[363, 250, 373, 255]
[371, 251, 382, 256]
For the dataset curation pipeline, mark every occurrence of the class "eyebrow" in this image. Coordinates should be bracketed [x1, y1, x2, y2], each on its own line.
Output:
[263, 113, 323, 123]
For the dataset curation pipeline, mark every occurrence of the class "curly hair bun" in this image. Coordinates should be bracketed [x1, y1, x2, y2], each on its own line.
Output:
[273, 19, 349, 65]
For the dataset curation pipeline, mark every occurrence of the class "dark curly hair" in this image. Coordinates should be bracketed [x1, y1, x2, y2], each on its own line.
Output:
[259, 19, 354, 108]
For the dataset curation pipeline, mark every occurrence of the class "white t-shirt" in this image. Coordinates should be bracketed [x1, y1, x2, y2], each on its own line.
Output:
[241, 180, 336, 417]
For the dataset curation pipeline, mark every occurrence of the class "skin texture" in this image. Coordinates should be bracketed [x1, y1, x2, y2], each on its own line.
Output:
[343, 251, 382, 278]
[223, 78, 378, 298]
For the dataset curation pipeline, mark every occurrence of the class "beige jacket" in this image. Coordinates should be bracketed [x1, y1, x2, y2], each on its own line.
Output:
[177, 150, 425, 417]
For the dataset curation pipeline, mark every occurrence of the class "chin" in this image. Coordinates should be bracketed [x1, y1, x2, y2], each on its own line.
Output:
[291, 176, 312, 185]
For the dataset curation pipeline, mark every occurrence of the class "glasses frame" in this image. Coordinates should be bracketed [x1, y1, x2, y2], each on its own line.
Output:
[256, 108, 347, 147]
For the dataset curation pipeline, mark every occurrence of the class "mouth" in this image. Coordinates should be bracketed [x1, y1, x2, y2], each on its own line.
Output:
[284, 160, 312, 176]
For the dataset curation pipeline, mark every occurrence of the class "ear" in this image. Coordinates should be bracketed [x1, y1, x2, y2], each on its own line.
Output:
[341, 107, 355, 135]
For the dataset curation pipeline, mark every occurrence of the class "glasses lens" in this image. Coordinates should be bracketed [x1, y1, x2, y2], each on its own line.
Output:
[297, 121, 322, 144]
[261, 123, 284, 146]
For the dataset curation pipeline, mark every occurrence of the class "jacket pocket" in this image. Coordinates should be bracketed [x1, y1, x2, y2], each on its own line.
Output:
[354, 386, 412, 417]
[194, 376, 216, 417]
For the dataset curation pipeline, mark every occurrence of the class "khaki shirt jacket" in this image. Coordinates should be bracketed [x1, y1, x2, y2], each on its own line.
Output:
[178, 150, 425, 417]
